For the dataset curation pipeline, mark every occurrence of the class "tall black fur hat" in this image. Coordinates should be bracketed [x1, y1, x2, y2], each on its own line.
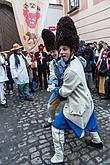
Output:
[56, 16, 79, 53]
[42, 29, 56, 52]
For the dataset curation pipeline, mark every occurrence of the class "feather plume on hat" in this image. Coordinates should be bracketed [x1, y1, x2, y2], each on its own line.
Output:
[42, 29, 56, 52]
[56, 16, 79, 53]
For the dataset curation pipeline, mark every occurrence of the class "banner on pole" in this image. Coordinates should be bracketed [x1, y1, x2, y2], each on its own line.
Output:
[12, 0, 49, 51]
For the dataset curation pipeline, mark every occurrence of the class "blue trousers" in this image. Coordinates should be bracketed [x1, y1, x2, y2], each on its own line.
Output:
[52, 110, 99, 139]
[18, 83, 30, 98]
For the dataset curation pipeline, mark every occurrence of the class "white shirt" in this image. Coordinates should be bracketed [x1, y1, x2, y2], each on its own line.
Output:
[0, 55, 8, 82]
[9, 54, 29, 84]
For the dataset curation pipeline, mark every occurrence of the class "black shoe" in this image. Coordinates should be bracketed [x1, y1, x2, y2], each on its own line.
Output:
[1, 103, 8, 108]
[86, 139, 103, 148]
[60, 96, 67, 101]
[30, 89, 35, 93]
[101, 96, 110, 100]
[43, 159, 64, 165]
[24, 96, 33, 101]
[19, 98, 24, 103]
[44, 122, 51, 128]
[39, 87, 43, 90]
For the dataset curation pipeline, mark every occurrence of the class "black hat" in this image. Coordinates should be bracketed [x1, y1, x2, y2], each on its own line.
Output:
[56, 16, 79, 53]
[42, 29, 56, 52]
[38, 44, 45, 48]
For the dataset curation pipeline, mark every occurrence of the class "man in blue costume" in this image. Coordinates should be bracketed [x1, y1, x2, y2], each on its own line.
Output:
[42, 29, 66, 128]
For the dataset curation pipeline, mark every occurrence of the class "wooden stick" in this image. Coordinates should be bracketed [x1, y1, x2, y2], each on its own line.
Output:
[0, 50, 10, 53]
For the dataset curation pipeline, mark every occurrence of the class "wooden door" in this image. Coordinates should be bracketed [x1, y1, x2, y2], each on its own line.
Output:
[0, 3, 21, 51]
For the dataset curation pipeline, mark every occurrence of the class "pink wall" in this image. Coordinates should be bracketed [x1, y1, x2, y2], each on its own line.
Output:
[81, 0, 88, 11]
[63, 0, 69, 15]
[63, 0, 110, 45]
[93, 0, 104, 5]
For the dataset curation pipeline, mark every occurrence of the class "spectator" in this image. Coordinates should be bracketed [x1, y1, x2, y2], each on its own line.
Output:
[0, 52, 8, 108]
[5, 52, 14, 94]
[10, 43, 33, 102]
[97, 51, 110, 95]
[35, 44, 48, 89]
[104, 51, 110, 99]
[84, 48, 94, 91]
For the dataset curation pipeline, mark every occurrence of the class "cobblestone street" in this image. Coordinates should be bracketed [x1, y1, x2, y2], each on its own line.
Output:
[0, 90, 110, 165]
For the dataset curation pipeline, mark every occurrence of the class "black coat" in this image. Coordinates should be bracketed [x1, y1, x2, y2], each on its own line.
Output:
[35, 51, 48, 69]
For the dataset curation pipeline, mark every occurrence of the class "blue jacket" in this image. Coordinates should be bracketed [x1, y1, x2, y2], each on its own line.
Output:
[48, 59, 66, 87]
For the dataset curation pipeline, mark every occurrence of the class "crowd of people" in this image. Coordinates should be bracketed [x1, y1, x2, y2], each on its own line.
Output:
[0, 15, 110, 165]
[0, 36, 110, 108]
[79, 40, 110, 99]
[0, 42, 51, 107]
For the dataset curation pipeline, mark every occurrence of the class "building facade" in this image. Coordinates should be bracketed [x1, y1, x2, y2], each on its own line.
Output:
[63, 0, 110, 45]
[49, 0, 62, 4]
[45, 3, 63, 31]
[0, 0, 63, 51]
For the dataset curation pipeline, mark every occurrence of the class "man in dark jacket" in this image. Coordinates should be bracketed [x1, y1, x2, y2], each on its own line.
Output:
[35, 44, 48, 89]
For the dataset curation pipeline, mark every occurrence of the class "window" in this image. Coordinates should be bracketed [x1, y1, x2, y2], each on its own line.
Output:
[70, 0, 79, 9]
[67, 0, 79, 14]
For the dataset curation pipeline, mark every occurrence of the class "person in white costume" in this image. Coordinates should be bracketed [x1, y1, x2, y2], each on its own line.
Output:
[0, 53, 8, 108]
[9, 43, 33, 102]
[42, 29, 87, 129]
[44, 16, 103, 165]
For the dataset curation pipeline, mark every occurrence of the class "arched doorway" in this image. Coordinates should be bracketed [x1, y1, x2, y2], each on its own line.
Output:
[0, 2, 21, 51]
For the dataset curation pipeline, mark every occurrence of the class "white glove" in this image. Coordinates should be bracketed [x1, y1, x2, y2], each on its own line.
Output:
[47, 83, 55, 92]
